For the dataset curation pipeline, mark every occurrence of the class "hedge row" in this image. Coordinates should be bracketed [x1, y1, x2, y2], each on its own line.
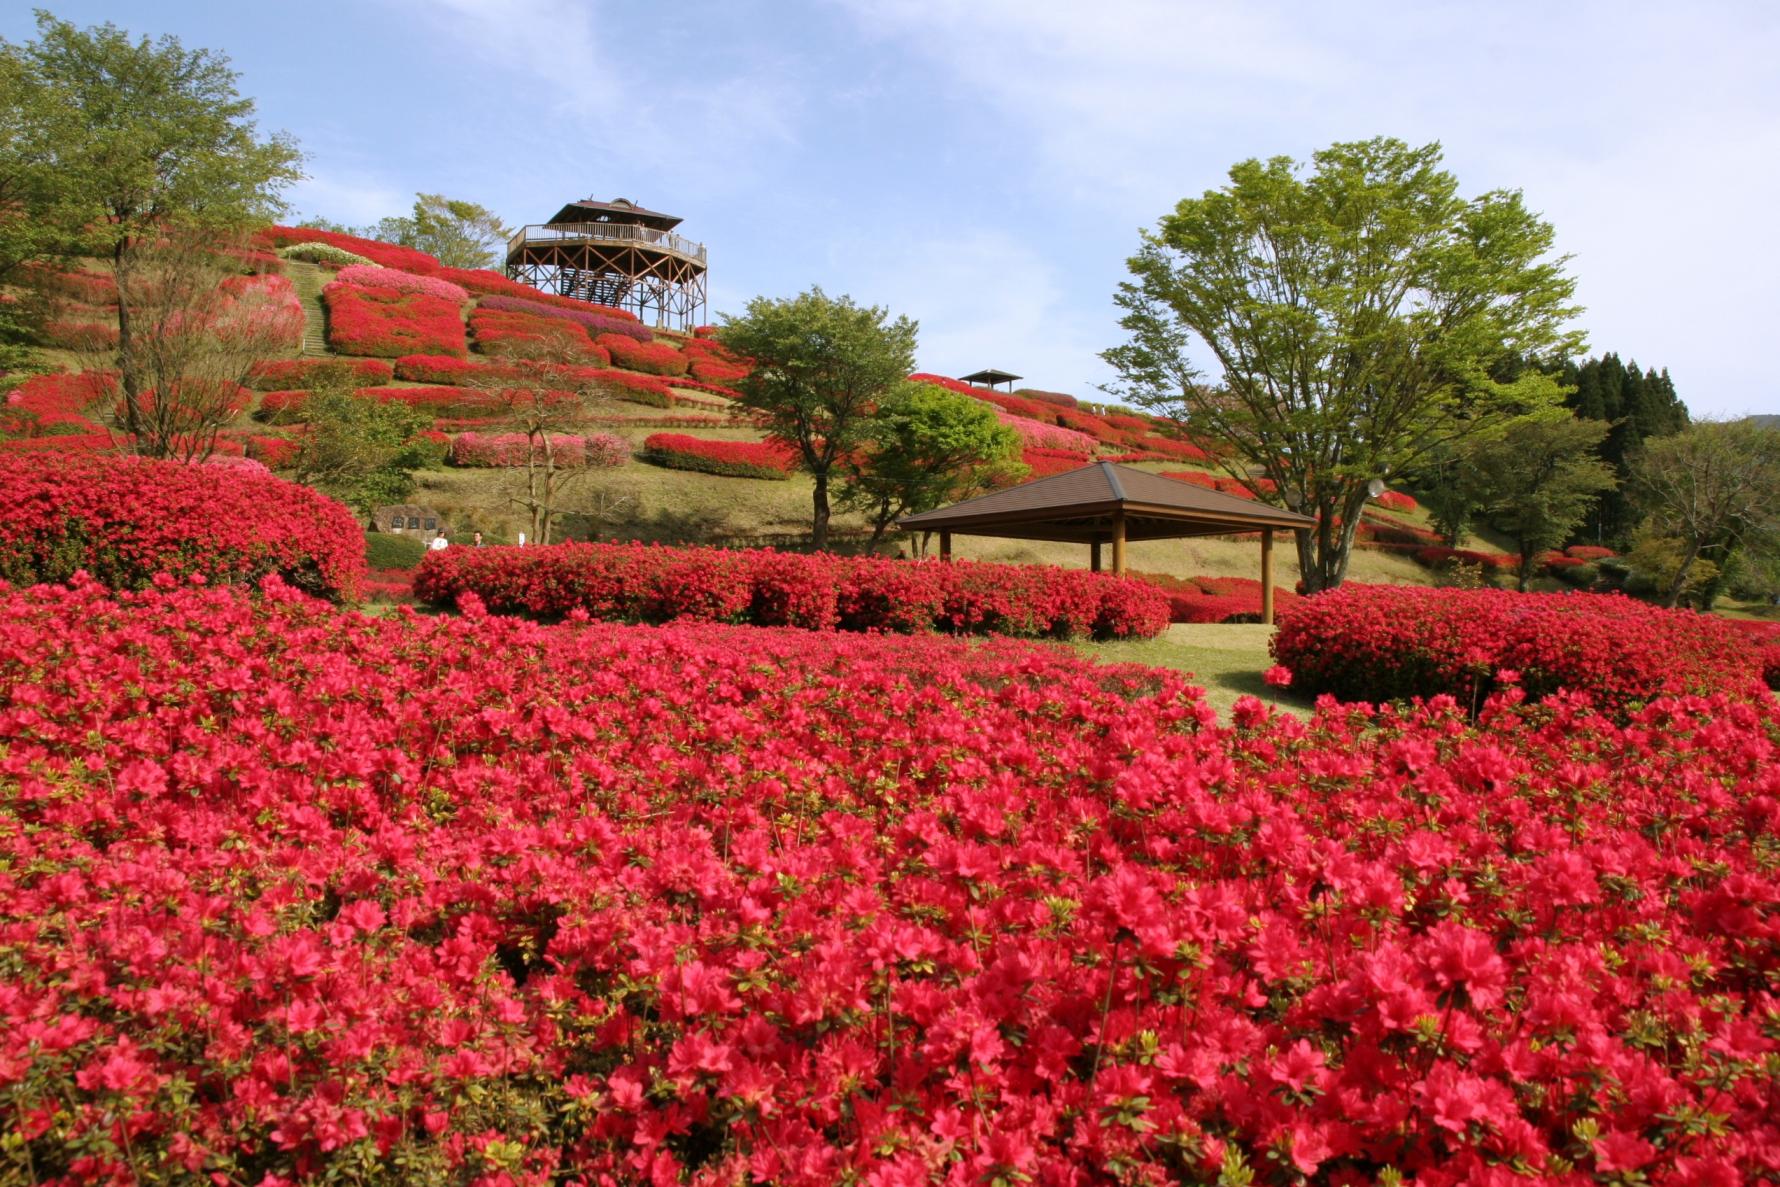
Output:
[414, 543, 1171, 639]
[0, 452, 364, 600]
[640, 433, 794, 478]
[1271, 585, 1765, 711]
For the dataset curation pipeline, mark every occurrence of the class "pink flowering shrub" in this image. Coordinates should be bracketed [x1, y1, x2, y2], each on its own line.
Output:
[449, 432, 591, 467]
[994, 410, 1098, 454]
[247, 357, 394, 390]
[468, 307, 608, 362]
[1272, 585, 1765, 711]
[1, 579, 1776, 1184]
[641, 433, 795, 478]
[0, 452, 364, 599]
[244, 434, 301, 468]
[478, 294, 650, 341]
[415, 544, 1169, 639]
[1015, 447, 1086, 479]
[321, 283, 467, 358]
[332, 264, 470, 303]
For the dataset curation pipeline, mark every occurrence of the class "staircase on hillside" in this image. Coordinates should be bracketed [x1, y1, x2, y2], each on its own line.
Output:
[286, 261, 330, 356]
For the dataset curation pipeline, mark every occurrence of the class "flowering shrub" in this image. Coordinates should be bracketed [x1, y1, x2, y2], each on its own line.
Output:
[1413, 545, 1520, 573]
[244, 434, 301, 468]
[477, 294, 650, 340]
[1, 371, 111, 437]
[447, 432, 626, 468]
[994, 410, 1098, 454]
[1014, 386, 1079, 408]
[1133, 433, 1212, 461]
[361, 386, 503, 417]
[247, 357, 394, 390]
[1161, 469, 1278, 498]
[0, 452, 363, 599]
[468, 308, 608, 362]
[640, 432, 795, 478]
[332, 264, 469, 303]
[321, 282, 467, 358]
[415, 543, 1169, 639]
[0, 431, 116, 455]
[3, 580, 1777, 1184]
[258, 225, 444, 274]
[1016, 447, 1086, 479]
[1136, 571, 1306, 623]
[19, 262, 117, 304]
[688, 355, 750, 384]
[1566, 544, 1617, 561]
[276, 241, 375, 267]
[1272, 585, 1765, 711]
[598, 333, 690, 377]
[216, 273, 305, 353]
[1375, 490, 1419, 512]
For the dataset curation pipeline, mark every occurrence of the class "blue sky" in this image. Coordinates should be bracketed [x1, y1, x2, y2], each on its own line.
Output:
[10, 2, 1778, 417]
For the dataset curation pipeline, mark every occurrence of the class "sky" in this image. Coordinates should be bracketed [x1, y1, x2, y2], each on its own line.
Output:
[8, 1, 1779, 418]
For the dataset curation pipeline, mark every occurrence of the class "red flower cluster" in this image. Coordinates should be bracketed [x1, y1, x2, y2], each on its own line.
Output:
[641, 432, 796, 479]
[1413, 546, 1521, 572]
[244, 434, 301, 468]
[414, 543, 1171, 638]
[1132, 434, 1212, 461]
[260, 226, 442, 274]
[1374, 490, 1419, 512]
[598, 334, 690, 377]
[1272, 585, 1765, 710]
[1566, 544, 1617, 561]
[1, 371, 111, 437]
[468, 307, 610, 363]
[1015, 386, 1079, 409]
[247, 358, 394, 390]
[2, 579, 1775, 1184]
[0, 452, 364, 599]
[321, 282, 467, 358]
[1017, 447, 1089, 479]
[477, 294, 650, 341]
[332, 264, 469, 304]
[1161, 469, 1278, 498]
[1722, 618, 1780, 689]
[1136, 571, 1305, 623]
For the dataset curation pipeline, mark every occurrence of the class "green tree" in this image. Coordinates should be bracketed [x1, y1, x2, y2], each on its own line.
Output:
[718, 288, 919, 549]
[3, 12, 302, 434]
[1466, 414, 1617, 591]
[292, 384, 436, 516]
[1559, 353, 1688, 545]
[1630, 419, 1780, 607]
[343, 194, 512, 269]
[840, 381, 1025, 546]
[1104, 137, 1584, 592]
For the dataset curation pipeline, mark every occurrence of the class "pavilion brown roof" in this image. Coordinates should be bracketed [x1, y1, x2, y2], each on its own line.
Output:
[545, 197, 683, 230]
[959, 368, 1023, 385]
[898, 461, 1315, 542]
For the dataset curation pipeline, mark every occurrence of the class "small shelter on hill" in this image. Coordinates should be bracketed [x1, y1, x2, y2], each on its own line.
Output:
[959, 368, 1022, 392]
[898, 461, 1316, 624]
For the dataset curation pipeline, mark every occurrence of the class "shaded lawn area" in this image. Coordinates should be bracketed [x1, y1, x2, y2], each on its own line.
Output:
[1059, 623, 1319, 720]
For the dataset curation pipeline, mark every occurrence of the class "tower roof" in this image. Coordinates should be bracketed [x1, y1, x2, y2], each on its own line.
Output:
[545, 197, 683, 230]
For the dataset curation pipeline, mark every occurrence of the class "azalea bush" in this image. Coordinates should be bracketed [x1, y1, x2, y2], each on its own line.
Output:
[414, 543, 1170, 639]
[1, 579, 1775, 1185]
[478, 294, 650, 341]
[994, 411, 1098, 455]
[1136, 571, 1305, 623]
[332, 264, 470, 304]
[1272, 585, 1765, 710]
[469, 308, 608, 362]
[276, 241, 375, 267]
[0, 452, 364, 599]
[322, 282, 467, 358]
[641, 432, 795, 479]
[448, 432, 628, 469]
[247, 358, 395, 390]
[0, 371, 110, 437]
[598, 334, 690, 377]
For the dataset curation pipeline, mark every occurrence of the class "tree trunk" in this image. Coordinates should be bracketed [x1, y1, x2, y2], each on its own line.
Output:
[1661, 541, 1702, 608]
[811, 468, 831, 550]
[112, 240, 146, 450]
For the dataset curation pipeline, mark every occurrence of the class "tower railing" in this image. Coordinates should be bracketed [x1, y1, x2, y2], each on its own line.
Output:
[507, 222, 707, 264]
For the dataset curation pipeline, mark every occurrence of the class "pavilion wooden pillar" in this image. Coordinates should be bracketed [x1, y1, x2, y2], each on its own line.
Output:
[1090, 540, 1102, 572]
[1111, 512, 1127, 576]
[939, 531, 953, 563]
[1260, 528, 1275, 626]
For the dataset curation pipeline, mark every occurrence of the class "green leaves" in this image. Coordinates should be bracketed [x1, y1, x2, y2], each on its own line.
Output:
[1106, 137, 1583, 591]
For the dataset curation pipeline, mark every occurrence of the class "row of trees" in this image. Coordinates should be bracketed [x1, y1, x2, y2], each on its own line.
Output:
[300, 194, 512, 271]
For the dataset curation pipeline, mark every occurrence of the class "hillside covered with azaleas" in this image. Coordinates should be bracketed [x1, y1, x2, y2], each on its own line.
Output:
[0, 577, 1775, 1185]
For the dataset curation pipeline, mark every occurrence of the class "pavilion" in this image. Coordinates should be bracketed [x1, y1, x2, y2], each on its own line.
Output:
[898, 461, 1316, 624]
[958, 368, 1023, 392]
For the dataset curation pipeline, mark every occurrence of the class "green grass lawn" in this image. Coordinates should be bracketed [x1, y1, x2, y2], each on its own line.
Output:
[1060, 623, 1316, 721]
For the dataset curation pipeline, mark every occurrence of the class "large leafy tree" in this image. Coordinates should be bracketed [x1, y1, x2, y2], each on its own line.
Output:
[1466, 414, 1617, 591]
[1104, 137, 1584, 591]
[1631, 419, 1780, 607]
[3, 12, 302, 428]
[718, 288, 918, 549]
[350, 193, 512, 270]
[840, 381, 1025, 546]
[293, 382, 436, 515]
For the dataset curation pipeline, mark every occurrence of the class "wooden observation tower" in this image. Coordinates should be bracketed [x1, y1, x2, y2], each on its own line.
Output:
[504, 197, 707, 329]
